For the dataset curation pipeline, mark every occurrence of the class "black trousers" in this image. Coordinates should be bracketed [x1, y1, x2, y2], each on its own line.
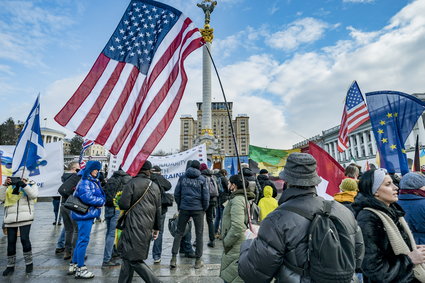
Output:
[205, 202, 216, 242]
[7, 224, 31, 256]
[118, 259, 160, 283]
[171, 210, 204, 258]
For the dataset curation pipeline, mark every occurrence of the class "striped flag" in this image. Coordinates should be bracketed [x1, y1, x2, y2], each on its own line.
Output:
[54, 0, 203, 176]
[79, 139, 94, 168]
[337, 81, 369, 152]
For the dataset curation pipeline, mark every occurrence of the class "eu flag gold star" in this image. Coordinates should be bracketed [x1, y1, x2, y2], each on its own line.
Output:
[381, 138, 388, 143]
[386, 113, 393, 118]
[377, 129, 384, 134]
[394, 112, 398, 117]
[402, 149, 406, 154]
[380, 120, 386, 125]
[390, 144, 397, 150]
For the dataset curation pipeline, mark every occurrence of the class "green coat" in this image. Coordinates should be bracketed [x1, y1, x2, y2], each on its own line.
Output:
[220, 191, 249, 283]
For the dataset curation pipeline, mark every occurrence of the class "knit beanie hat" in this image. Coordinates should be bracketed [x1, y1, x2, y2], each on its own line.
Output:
[400, 172, 425, 190]
[339, 178, 358, 192]
[190, 160, 201, 170]
[200, 163, 208, 171]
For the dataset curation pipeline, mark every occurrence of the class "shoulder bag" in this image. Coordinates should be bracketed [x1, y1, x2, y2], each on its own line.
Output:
[116, 181, 152, 230]
[64, 195, 89, 215]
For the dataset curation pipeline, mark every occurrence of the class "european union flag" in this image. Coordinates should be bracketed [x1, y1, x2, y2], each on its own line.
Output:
[366, 91, 425, 174]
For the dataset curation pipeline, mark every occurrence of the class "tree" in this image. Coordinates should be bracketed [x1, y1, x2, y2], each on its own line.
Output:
[0, 118, 23, 145]
[69, 135, 84, 155]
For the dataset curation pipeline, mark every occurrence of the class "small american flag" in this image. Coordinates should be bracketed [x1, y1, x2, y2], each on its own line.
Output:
[79, 139, 94, 168]
[337, 81, 369, 152]
[55, 0, 203, 175]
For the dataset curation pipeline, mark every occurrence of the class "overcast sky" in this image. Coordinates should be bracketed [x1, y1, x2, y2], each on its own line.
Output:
[0, 0, 424, 152]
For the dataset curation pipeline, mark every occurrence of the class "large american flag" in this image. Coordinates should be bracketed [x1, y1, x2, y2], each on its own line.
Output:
[337, 81, 369, 152]
[55, 0, 203, 176]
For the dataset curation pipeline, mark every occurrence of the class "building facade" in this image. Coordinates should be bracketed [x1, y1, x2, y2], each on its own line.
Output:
[180, 102, 250, 156]
[293, 93, 425, 169]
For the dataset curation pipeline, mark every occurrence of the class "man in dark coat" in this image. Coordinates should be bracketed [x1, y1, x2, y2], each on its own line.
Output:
[117, 161, 161, 283]
[214, 169, 229, 237]
[256, 169, 277, 199]
[238, 153, 364, 283]
[171, 160, 209, 269]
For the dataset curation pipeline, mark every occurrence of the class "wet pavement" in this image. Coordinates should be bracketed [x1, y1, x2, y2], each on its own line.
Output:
[0, 200, 223, 282]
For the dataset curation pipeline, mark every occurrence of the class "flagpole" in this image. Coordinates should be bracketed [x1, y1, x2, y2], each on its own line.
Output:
[204, 45, 253, 230]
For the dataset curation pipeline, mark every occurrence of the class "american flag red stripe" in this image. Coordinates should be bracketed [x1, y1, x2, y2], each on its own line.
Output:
[337, 81, 369, 152]
[54, 1, 203, 176]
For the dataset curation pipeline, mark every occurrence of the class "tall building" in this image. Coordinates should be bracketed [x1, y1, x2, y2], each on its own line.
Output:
[180, 102, 250, 156]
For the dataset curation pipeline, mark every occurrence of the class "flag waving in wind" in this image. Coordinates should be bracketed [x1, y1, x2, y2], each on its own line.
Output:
[54, 0, 203, 176]
[366, 91, 425, 174]
[337, 81, 369, 152]
[79, 139, 94, 169]
[12, 95, 46, 177]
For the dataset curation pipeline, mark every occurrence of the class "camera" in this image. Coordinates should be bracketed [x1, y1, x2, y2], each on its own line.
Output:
[9, 177, 22, 186]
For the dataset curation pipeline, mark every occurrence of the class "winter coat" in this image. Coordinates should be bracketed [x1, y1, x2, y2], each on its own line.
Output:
[0, 183, 39, 227]
[352, 193, 417, 283]
[71, 165, 106, 221]
[220, 189, 254, 283]
[104, 169, 132, 207]
[257, 174, 277, 198]
[242, 168, 260, 202]
[239, 186, 364, 283]
[202, 169, 218, 203]
[174, 167, 209, 211]
[150, 172, 172, 214]
[398, 193, 425, 245]
[334, 190, 357, 214]
[258, 186, 278, 221]
[216, 172, 229, 206]
[118, 172, 161, 261]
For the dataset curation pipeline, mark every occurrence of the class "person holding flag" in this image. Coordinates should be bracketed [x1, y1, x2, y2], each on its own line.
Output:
[0, 95, 43, 276]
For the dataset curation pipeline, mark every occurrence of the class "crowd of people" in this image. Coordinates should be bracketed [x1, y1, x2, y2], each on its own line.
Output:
[2, 152, 425, 282]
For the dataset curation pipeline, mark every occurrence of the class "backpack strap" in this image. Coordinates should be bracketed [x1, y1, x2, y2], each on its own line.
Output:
[283, 205, 315, 221]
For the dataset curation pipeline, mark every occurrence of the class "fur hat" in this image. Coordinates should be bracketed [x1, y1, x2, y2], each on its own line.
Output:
[279, 153, 321, 187]
[339, 178, 358, 192]
[400, 172, 425, 190]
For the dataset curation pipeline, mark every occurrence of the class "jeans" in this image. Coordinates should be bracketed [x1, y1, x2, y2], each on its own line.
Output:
[60, 204, 78, 253]
[7, 225, 32, 256]
[206, 202, 216, 242]
[56, 228, 65, 249]
[171, 210, 204, 258]
[118, 259, 160, 283]
[52, 198, 61, 223]
[103, 206, 119, 262]
[72, 219, 93, 267]
[214, 205, 224, 234]
[152, 212, 166, 260]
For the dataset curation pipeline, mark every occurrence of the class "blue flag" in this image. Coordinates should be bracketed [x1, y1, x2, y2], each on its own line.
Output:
[11, 95, 46, 177]
[366, 91, 425, 174]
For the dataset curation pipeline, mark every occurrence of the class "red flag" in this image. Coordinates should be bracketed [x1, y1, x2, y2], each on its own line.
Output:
[309, 142, 345, 199]
[337, 81, 369, 152]
[54, 1, 203, 176]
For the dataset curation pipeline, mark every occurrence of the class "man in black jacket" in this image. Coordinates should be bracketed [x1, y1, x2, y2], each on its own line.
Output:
[150, 165, 172, 264]
[238, 153, 364, 283]
[118, 161, 161, 283]
[256, 169, 277, 199]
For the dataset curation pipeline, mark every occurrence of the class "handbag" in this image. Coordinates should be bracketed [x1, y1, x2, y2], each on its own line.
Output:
[117, 181, 152, 230]
[64, 195, 89, 215]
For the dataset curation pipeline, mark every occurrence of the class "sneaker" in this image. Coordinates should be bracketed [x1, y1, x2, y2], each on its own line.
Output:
[25, 263, 33, 274]
[207, 241, 215, 248]
[101, 261, 120, 268]
[75, 266, 95, 279]
[67, 263, 77, 275]
[52, 222, 62, 225]
[170, 255, 177, 269]
[2, 267, 14, 276]
[63, 250, 72, 260]
[55, 248, 65, 254]
[153, 258, 161, 264]
[194, 258, 204, 269]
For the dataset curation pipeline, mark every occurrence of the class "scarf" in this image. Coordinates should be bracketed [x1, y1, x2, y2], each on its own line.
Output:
[364, 207, 425, 282]
[399, 189, 425, 198]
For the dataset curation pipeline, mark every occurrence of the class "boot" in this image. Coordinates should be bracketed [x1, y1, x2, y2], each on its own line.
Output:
[75, 266, 95, 279]
[194, 258, 204, 269]
[24, 251, 33, 265]
[26, 263, 33, 274]
[3, 255, 15, 276]
[170, 255, 177, 269]
[63, 250, 72, 260]
[67, 263, 77, 275]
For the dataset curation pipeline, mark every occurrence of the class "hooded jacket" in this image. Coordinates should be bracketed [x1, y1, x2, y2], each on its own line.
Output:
[257, 174, 277, 198]
[352, 193, 416, 283]
[118, 172, 161, 261]
[174, 167, 209, 211]
[239, 186, 364, 283]
[258, 186, 278, 221]
[150, 172, 172, 214]
[398, 193, 425, 245]
[71, 162, 106, 221]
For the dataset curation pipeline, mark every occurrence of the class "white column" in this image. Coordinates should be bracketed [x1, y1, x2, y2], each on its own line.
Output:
[345, 148, 350, 160]
[370, 130, 377, 155]
[334, 141, 338, 160]
[363, 131, 370, 157]
[355, 133, 362, 158]
[350, 136, 356, 159]
[418, 116, 425, 146]
[201, 42, 212, 131]
[325, 143, 330, 154]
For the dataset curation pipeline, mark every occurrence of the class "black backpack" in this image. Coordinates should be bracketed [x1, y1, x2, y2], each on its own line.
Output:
[282, 200, 356, 283]
[104, 176, 123, 207]
[58, 174, 81, 199]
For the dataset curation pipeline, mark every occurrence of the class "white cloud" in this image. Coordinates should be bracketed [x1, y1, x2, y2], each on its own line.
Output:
[266, 18, 330, 51]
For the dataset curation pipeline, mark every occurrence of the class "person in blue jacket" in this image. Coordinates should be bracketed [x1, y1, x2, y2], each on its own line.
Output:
[398, 172, 425, 245]
[69, 161, 105, 279]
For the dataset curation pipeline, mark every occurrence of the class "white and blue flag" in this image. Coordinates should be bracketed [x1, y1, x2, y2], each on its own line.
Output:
[12, 95, 46, 177]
